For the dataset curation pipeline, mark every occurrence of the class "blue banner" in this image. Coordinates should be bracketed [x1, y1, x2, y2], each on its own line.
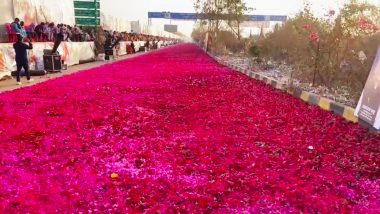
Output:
[148, 12, 287, 22]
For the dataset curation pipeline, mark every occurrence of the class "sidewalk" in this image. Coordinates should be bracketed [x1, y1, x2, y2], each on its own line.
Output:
[0, 51, 148, 93]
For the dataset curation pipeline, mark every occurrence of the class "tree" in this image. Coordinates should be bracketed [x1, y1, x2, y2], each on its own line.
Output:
[259, 0, 380, 101]
[224, 0, 251, 40]
[193, 0, 251, 44]
[191, 21, 208, 44]
[194, 0, 225, 40]
[340, 0, 380, 38]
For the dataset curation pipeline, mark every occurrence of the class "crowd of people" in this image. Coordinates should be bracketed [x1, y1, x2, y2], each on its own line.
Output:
[10, 18, 90, 42]
[103, 30, 175, 53]
[8, 18, 179, 45]
[8, 18, 181, 85]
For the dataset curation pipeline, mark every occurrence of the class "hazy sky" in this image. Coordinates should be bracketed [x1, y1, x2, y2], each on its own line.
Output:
[102, 0, 380, 36]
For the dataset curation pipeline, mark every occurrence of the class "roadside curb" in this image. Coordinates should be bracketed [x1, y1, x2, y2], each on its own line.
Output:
[0, 46, 171, 94]
[211, 55, 359, 123]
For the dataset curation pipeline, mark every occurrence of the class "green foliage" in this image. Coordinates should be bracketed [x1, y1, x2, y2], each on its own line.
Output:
[94, 26, 106, 55]
[248, 45, 261, 58]
[339, 0, 380, 37]
[191, 21, 208, 43]
[258, 0, 380, 101]
[215, 30, 241, 53]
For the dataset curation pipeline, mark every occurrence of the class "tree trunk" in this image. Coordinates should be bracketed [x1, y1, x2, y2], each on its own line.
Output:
[312, 41, 321, 87]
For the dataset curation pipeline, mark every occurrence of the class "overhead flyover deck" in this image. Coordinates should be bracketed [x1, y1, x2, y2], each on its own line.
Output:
[148, 12, 287, 22]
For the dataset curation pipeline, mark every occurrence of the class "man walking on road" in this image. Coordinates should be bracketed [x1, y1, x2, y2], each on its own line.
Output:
[13, 34, 34, 85]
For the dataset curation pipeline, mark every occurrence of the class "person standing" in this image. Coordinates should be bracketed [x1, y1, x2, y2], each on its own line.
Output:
[11, 18, 22, 34]
[20, 21, 27, 38]
[34, 23, 43, 42]
[145, 39, 150, 52]
[52, 25, 65, 53]
[131, 40, 135, 54]
[13, 34, 33, 85]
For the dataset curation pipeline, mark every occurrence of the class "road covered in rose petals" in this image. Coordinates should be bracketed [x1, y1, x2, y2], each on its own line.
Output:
[0, 44, 379, 213]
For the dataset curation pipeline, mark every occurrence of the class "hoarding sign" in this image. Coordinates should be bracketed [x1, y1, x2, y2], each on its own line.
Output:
[355, 47, 380, 130]
[164, 24, 177, 33]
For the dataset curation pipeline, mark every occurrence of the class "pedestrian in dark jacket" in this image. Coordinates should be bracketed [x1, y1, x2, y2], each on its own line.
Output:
[13, 34, 33, 85]
[131, 41, 135, 53]
[145, 40, 150, 52]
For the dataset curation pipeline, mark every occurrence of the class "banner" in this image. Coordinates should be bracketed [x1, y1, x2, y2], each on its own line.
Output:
[12, 0, 37, 25]
[0, 52, 5, 74]
[355, 47, 380, 130]
[0, 0, 14, 27]
[0, 42, 95, 79]
[164, 25, 178, 33]
[8, 0, 126, 31]
[12, 0, 75, 25]
[37, 0, 75, 25]
[0, 40, 155, 79]
[0, 43, 16, 78]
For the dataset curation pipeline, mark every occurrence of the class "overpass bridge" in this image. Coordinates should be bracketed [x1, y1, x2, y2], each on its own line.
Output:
[147, 12, 288, 34]
[148, 12, 287, 22]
